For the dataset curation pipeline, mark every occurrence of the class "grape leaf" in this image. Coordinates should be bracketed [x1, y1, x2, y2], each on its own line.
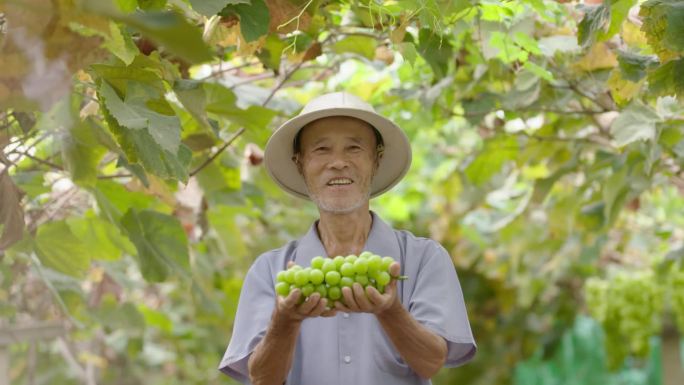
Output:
[610, 101, 661, 147]
[85, 3, 214, 63]
[101, 97, 191, 182]
[173, 79, 212, 128]
[121, 208, 190, 282]
[189, 0, 247, 17]
[465, 135, 519, 186]
[99, 81, 147, 129]
[617, 51, 659, 82]
[647, 57, 684, 96]
[66, 213, 135, 260]
[220, 0, 270, 42]
[333, 36, 377, 60]
[577, 3, 610, 48]
[93, 180, 156, 224]
[61, 119, 107, 187]
[640, 0, 684, 61]
[417, 29, 453, 80]
[34, 221, 91, 278]
[102, 21, 139, 65]
[100, 80, 182, 154]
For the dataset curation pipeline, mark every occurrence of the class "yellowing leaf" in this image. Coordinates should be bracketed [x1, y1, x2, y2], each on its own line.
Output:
[607, 69, 643, 106]
[574, 43, 618, 72]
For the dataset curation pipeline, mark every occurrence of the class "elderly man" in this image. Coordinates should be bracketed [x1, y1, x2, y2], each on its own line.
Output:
[219, 92, 476, 385]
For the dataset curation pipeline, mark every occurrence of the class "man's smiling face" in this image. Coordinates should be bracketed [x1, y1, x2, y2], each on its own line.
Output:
[296, 116, 381, 214]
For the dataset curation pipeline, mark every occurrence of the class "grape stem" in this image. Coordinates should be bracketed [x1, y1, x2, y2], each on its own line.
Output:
[392, 275, 409, 280]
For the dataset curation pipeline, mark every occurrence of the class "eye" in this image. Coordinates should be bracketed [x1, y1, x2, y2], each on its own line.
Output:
[313, 146, 329, 153]
[348, 145, 362, 151]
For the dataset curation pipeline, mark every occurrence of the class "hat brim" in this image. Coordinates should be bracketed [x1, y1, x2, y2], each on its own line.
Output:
[264, 107, 412, 200]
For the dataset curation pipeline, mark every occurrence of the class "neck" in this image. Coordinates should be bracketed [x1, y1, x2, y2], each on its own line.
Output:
[316, 207, 373, 257]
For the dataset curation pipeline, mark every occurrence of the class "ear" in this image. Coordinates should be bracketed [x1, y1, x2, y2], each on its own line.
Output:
[292, 154, 304, 175]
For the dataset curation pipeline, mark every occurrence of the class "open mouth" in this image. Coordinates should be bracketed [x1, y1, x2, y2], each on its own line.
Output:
[326, 177, 353, 187]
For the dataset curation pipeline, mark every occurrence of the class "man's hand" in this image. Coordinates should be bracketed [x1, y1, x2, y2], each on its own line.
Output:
[275, 289, 337, 323]
[334, 262, 401, 315]
[274, 261, 337, 323]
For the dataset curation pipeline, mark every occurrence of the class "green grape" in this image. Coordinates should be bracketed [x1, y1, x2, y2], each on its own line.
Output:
[315, 284, 327, 298]
[328, 286, 342, 300]
[333, 256, 346, 269]
[381, 256, 394, 271]
[359, 251, 373, 259]
[310, 269, 325, 285]
[284, 270, 296, 284]
[301, 283, 315, 297]
[376, 271, 391, 286]
[584, 270, 664, 369]
[275, 282, 290, 296]
[355, 274, 369, 286]
[294, 270, 310, 286]
[353, 258, 368, 274]
[276, 271, 288, 283]
[275, 252, 407, 303]
[311, 256, 325, 269]
[322, 259, 336, 274]
[340, 262, 355, 277]
[368, 255, 382, 271]
[325, 271, 341, 286]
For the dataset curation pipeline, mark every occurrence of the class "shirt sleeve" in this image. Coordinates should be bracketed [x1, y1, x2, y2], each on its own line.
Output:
[218, 255, 276, 382]
[407, 242, 477, 367]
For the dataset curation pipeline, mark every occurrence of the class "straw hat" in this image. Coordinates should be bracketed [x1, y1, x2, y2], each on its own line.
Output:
[263, 92, 411, 200]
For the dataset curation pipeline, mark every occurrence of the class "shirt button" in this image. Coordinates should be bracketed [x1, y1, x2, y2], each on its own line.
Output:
[344, 355, 352, 364]
[343, 313, 349, 319]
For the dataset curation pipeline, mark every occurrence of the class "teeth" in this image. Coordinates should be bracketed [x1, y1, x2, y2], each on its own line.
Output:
[328, 178, 352, 185]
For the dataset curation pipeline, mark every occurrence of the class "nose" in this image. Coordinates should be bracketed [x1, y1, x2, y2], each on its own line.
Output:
[327, 154, 350, 170]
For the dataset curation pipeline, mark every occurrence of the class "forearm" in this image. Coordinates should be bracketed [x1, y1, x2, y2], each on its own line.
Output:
[376, 304, 447, 379]
[248, 313, 301, 385]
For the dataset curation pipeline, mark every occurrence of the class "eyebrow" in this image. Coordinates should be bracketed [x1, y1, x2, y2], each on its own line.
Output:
[311, 136, 365, 146]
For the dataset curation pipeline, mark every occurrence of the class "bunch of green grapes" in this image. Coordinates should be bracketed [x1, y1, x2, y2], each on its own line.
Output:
[667, 267, 684, 334]
[274, 252, 404, 306]
[584, 271, 664, 369]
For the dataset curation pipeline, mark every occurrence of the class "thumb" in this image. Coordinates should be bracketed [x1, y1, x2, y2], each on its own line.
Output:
[389, 262, 401, 278]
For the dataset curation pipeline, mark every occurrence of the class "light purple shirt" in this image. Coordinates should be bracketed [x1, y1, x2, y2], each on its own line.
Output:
[219, 211, 477, 384]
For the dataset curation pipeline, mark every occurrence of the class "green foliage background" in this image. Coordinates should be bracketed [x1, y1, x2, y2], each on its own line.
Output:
[1, 0, 683, 384]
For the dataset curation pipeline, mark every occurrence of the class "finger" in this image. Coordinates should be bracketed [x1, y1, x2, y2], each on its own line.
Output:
[334, 301, 352, 313]
[389, 262, 401, 278]
[365, 285, 384, 306]
[297, 293, 321, 314]
[308, 298, 329, 317]
[352, 283, 373, 312]
[321, 307, 338, 317]
[283, 289, 302, 308]
[341, 287, 360, 312]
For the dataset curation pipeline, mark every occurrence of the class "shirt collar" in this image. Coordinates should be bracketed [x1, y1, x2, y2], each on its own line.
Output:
[294, 211, 401, 265]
